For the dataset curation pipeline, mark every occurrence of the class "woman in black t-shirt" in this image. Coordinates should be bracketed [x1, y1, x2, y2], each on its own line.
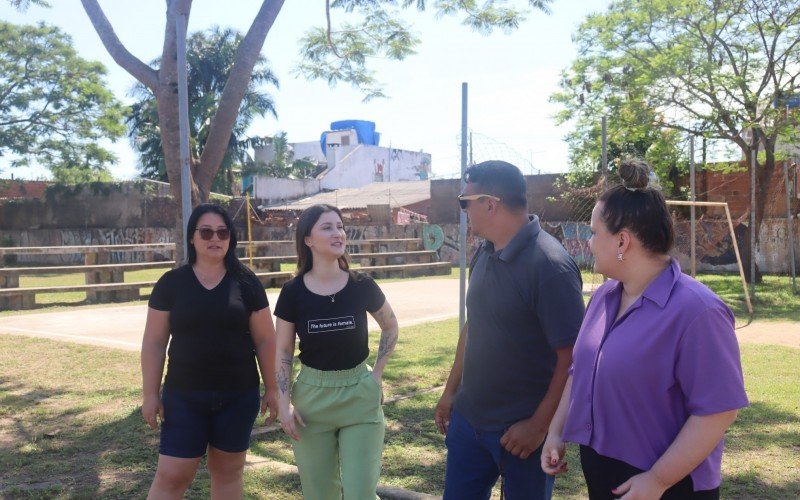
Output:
[141, 204, 279, 498]
[274, 204, 399, 499]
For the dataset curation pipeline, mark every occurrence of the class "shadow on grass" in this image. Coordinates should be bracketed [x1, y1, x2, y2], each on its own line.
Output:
[0, 377, 156, 498]
[723, 474, 800, 500]
[723, 400, 800, 497]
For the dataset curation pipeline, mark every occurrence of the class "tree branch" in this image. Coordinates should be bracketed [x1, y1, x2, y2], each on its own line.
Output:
[80, 0, 158, 90]
[325, 0, 344, 58]
[198, 0, 286, 192]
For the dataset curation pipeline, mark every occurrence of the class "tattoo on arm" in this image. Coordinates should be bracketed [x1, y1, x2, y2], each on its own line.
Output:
[277, 353, 293, 396]
[376, 327, 398, 365]
[372, 304, 398, 366]
[376, 308, 396, 326]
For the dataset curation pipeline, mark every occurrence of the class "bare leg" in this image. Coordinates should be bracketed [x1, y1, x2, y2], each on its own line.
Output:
[207, 446, 248, 500]
[147, 454, 202, 500]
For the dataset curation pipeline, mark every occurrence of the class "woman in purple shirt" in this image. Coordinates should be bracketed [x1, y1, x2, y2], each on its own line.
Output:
[541, 159, 748, 499]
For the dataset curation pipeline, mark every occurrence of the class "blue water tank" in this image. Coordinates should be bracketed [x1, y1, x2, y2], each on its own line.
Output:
[320, 120, 380, 155]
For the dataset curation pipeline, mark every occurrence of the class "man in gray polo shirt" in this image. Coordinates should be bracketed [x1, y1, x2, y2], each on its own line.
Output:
[434, 160, 584, 499]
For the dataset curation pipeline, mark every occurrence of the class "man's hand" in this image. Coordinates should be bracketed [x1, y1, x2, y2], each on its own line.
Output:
[500, 418, 547, 459]
[434, 391, 454, 434]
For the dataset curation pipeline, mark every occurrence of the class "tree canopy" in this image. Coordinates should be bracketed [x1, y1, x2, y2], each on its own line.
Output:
[0, 21, 124, 182]
[80, 0, 556, 259]
[127, 26, 278, 195]
[553, 0, 800, 269]
[296, 0, 554, 100]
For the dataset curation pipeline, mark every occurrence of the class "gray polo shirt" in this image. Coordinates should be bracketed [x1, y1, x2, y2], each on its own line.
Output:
[454, 216, 585, 430]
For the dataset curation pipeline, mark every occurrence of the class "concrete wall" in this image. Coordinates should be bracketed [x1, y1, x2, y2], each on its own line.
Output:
[320, 146, 432, 190]
[0, 227, 174, 265]
[3, 217, 798, 273]
[430, 174, 574, 224]
[293, 140, 326, 163]
[251, 176, 321, 206]
[0, 184, 176, 230]
[433, 218, 800, 275]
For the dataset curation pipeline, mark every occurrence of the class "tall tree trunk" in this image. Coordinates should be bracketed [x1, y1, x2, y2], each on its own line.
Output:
[739, 143, 761, 284]
[82, 0, 287, 262]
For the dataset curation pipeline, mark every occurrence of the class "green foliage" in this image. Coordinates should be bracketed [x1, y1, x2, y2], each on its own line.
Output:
[6, 0, 49, 11]
[241, 131, 319, 181]
[298, 0, 554, 101]
[126, 26, 278, 195]
[0, 21, 125, 177]
[553, 0, 800, 192]
[49, 166, 113, 185]
[553, 0, 798, 281]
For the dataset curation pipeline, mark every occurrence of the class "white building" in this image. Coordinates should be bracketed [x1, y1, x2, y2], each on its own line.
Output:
[249, 120, 432, 206]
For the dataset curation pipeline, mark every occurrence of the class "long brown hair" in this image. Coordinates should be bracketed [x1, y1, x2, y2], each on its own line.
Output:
[294, 204, 351, 277]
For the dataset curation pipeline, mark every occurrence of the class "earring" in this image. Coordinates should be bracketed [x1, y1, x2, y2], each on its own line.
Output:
[617, 252, 624, 261]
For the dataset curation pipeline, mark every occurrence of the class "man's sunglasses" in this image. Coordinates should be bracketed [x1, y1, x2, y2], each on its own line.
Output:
[457, 194, 500, 210]
[195, 228, 231, 241]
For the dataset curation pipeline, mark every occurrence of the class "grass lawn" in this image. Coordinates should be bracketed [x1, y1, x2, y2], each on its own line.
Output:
[1, 318, 798, 498]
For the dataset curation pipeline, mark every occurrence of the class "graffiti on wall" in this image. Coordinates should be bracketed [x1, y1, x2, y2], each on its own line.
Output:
[373, 159, 385, 182]
[674, 220, 742, 267]
[552, 222, 593, 266]
[414, 156, 431, 180]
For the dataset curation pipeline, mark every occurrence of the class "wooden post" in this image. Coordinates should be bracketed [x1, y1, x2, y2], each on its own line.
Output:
[666, 200, 753, 316]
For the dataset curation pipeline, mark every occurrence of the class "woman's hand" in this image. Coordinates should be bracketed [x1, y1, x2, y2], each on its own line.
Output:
[613, 471, 669, 499]
[261, 389, 279, 425]
[141, 394, 164, 430]
[278, 403, 305, 441]
[370, 370, 384, 404]
[540, 432, 568, 476]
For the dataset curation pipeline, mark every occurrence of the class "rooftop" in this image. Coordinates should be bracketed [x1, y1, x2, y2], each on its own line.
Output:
[264, 181, 430, 211]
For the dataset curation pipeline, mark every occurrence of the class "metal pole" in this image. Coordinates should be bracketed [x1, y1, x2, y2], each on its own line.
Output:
[459, 83, 468, 331]
[690, 135, 696, 277]
[785, 159, 797, 293]
[469, 132, 473, 166]
[750, 149, 756, 293]
[176, 14, 193, 262]
[246, 193, 254, 268]
[601, 116, 608, 189]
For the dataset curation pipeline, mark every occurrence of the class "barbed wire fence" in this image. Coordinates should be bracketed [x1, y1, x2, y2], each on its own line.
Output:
[431, 130, 541, 179]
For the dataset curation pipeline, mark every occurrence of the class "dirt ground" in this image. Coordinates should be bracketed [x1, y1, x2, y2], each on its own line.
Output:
[0, 278, 797, 350]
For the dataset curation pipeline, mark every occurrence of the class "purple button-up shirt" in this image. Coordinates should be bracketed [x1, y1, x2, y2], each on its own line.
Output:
[562, 259, 748, 491]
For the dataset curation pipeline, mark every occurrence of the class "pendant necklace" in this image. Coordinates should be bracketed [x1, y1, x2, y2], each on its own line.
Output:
[327, 292, 337, 303]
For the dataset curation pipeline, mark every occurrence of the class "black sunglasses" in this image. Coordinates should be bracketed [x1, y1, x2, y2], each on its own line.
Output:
[457, 193, 501, 210]
[195, 228, 231, 241]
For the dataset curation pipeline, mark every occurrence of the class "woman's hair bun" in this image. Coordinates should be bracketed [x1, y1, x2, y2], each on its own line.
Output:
[618, 158, 650, 190]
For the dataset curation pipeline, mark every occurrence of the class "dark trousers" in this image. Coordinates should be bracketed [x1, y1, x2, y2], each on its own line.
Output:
[579, 445, 720, 500]
[443, 410, 554, 500]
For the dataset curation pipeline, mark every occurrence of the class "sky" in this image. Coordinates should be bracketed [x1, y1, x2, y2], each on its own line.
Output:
[0, 0, 613, 181]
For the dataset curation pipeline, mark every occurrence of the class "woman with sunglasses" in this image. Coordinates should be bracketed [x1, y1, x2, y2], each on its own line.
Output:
[141, 203, 279, 499]
[274, 204, 399, 499]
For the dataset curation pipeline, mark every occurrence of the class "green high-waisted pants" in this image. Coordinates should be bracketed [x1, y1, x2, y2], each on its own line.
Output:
[291, 362, 385, 500]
